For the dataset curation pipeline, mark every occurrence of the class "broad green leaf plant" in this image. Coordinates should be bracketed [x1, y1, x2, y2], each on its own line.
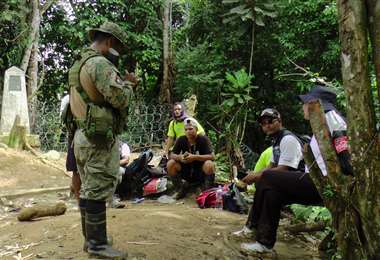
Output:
[213, 69, 257, 170]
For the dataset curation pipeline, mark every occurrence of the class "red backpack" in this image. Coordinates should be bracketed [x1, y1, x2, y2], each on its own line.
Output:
[196, 185, 228, 208]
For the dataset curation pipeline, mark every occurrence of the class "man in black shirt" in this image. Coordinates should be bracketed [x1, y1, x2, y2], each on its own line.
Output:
[167, 118, 215, 199]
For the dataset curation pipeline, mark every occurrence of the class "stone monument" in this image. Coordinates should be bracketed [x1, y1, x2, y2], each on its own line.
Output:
[0, 66, 30, 134]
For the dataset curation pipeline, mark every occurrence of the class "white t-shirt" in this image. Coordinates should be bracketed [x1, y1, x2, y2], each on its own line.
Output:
[119, 142, 131, 159]
[308, 110, 346, 176]
[270, 135, 303, 169]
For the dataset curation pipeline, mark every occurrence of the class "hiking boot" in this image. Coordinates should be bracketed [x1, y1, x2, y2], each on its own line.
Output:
[232, 225, 254, 239]
[86, 210, 127, 259]
[170, 175, 188, 200]
[241, 242, 274, 254]
[172, 179, 190, 200]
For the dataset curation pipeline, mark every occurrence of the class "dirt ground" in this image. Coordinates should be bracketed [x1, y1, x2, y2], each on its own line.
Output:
[0, 148, 322, 260]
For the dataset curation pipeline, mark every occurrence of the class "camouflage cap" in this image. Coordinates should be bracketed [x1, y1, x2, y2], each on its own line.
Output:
[88, 21, 127, 47]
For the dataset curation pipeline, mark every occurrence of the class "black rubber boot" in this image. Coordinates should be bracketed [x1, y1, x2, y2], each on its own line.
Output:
[203, 174, 215, 191]
[86, 201, 127, 259]
[81, 199, 113, 253]
[79, 198, 88, 251]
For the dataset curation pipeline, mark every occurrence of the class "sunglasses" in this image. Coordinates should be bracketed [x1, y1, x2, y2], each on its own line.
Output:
[260, 118, 278, 126]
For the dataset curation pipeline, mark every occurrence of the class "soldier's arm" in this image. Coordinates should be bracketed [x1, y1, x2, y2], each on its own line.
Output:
[87, 57, 133, 109]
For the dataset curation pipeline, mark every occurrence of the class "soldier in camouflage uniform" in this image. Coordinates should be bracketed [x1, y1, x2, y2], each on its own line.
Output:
[69, 21, 135, 259]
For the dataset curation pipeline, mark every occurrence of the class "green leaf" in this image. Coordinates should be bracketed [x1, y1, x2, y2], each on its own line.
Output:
[223, 98, 235, 108]
[255, 16, 265, 26]
[222, 0, 240, 4]
[223, 15, 239, 24]
[229, 5, 250, 15]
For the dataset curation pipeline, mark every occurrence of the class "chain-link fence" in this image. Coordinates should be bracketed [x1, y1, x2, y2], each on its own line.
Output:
[30, 99, 171, 152]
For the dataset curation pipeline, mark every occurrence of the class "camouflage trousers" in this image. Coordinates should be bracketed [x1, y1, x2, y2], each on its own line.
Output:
[73, 129, 119, 201]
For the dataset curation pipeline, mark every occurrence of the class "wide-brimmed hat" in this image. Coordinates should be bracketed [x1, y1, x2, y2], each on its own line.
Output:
[88, 21, 127, 47]
[298, 85, 337, 111]
[258, 108, 281, 123]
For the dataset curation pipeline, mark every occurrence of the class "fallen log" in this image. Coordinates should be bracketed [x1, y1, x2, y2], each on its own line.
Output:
[0, 186, 70, 200]
[285, 221, 326, 233]
[17, 202, 67, 221]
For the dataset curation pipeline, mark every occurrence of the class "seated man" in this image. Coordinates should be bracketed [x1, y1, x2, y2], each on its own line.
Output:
[234, 86, 350, 254]
[233, 108, 314, 253]
[167, 118, 215, 199]
[165, 102, 205, 156]
[118, 140, 131, 180]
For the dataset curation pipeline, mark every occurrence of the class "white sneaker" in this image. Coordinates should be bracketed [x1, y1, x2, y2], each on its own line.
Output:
[241, 242, 273, 253]
[232, 226, 253, 238]
[107, 195, 125, 209]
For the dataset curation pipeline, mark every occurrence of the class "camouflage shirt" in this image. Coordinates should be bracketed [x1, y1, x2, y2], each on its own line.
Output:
[81, 49, 133, 110]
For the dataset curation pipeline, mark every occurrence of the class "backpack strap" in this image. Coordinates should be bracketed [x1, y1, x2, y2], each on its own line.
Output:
[75, 54, 101, 104]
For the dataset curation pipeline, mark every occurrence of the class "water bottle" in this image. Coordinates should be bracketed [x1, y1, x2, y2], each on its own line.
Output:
[215, 186, 223, 210]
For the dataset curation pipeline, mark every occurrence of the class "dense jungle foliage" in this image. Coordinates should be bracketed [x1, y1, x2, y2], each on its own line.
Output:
[1, 1, 380, 258]
[0, 0, 346, 153]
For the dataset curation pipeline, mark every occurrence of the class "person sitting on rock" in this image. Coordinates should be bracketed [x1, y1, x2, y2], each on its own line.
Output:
[167, 118, 215, 199]
[233, 87, 351, 254]
[232, 108, 310, 254]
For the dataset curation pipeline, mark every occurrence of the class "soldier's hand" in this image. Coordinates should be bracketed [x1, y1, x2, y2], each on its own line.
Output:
[124, 70, 138, 86]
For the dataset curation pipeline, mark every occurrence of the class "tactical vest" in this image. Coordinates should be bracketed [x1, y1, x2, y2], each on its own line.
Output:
[272, 129, 306, 172]
[68, 48, 121, 143]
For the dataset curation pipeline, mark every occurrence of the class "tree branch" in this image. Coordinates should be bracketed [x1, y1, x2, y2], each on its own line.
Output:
[40, 0, 57, 15]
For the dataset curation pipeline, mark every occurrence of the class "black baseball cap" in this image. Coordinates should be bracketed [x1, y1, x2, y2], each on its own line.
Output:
[298, 85, 337, 111]
[258, 108, 281, 123]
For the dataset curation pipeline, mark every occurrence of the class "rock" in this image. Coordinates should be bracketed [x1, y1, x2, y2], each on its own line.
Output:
[41, 150, 60, 161]
[0, 142, 8, 149]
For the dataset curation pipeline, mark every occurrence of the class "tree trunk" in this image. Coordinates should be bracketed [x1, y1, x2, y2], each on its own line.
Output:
[160, 0, 172, 104]
[20, 0, 40, 73]
[337, 0, 380, 257]
[27, 40, 39, 130]
[366, 0, 380, 105]
[306, 101, 365, 259]
[249, 0, 255, 76]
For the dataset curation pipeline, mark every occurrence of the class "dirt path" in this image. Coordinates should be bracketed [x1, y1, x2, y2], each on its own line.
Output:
[0, 148, 322, 259]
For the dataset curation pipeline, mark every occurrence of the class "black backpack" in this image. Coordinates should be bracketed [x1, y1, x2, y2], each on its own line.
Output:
[222, 183, 249, 214]
[115, 149, 154, 199]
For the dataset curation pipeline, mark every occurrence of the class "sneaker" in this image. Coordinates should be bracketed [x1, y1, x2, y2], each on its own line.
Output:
[107, 195, 126, 209]
[241, 242, 274, 253]
[232, 226, 253, 238]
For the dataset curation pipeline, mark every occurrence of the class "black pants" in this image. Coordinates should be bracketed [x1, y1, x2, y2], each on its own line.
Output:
[246, 170, 323, 248]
